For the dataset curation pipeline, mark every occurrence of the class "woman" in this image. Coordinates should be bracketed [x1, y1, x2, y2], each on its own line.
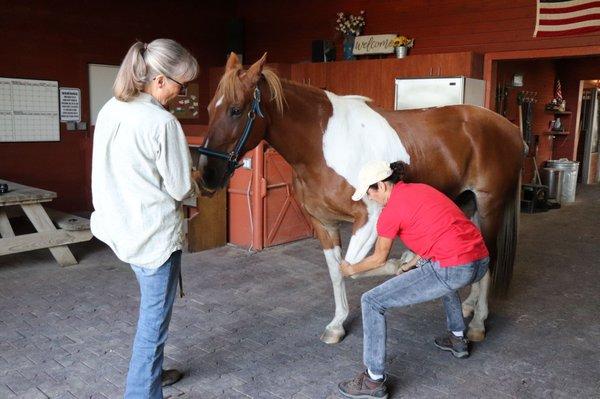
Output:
[337, 160, 489, 399]
[91, 39, 198, 398]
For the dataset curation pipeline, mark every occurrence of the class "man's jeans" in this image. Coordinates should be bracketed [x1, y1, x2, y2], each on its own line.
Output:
[362, 257, 489, 375]
[124, 250, 181, 399]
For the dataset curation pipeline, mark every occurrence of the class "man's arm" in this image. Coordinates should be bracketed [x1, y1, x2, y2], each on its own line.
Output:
[339, 236, 394, 277]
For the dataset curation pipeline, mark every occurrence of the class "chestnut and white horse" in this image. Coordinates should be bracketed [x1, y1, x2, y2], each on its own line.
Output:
[197, 53, 524, 343]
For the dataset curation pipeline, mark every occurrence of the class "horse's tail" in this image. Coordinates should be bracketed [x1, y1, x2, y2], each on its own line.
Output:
[492, 175, 521, 297]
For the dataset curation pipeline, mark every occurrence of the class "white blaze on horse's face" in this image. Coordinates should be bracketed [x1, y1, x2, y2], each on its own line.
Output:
[215, 95, 224, 108]
[321, 92, 410, 195]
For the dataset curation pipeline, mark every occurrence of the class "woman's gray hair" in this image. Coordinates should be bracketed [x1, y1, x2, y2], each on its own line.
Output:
[113, 38, 199, 101]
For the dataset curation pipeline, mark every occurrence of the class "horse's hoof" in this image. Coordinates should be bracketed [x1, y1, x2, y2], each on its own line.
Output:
[467, 328, 485, 342]
[462, 305, 474, 318]
[320, 327, 345, 344]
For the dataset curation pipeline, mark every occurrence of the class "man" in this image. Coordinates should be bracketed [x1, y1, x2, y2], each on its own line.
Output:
[337, 160, 489, 399]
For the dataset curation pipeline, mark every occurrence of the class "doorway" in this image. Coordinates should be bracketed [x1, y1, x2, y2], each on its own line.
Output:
[577, 82, 600, 184]
[484, 47, 600, 184]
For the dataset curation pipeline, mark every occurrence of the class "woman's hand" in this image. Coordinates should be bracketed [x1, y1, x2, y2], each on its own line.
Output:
[339, 260, 354, 277]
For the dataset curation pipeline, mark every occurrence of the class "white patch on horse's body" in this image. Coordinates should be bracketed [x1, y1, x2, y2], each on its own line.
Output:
[344, 200, 382, 264]
[215, 95, 224, 108]
[322, 91, 411, 191]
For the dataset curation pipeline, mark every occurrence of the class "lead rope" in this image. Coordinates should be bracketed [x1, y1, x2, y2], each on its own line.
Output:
[179, 270, 184, 298]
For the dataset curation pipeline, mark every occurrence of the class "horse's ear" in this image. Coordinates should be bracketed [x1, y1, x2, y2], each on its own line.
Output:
[245, 53, 268, 86]
[225, 52, 241, 71]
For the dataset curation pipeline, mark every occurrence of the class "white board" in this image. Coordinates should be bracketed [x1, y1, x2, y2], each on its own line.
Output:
[88, 64, 119, 126]
[0, 77, 59, 142]
[59, 87, 81, 122]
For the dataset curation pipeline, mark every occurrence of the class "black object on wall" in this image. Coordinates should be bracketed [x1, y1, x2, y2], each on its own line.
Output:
[227, 18, 244, 60]
[311, 40, 336, 62]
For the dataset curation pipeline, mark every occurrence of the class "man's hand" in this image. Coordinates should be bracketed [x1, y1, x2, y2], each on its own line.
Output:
[397, 254, 421, 275]
[339, 260, 354, 277]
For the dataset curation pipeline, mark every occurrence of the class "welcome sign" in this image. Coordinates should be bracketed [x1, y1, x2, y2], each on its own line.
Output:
[353, 34, 396, 55]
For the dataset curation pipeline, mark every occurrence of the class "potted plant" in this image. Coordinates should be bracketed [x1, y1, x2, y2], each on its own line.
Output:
[335, 11, 366, 60]
[392, 35, 414, 58]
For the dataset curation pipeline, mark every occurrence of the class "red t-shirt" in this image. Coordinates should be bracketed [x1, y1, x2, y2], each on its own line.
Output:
[377, 182, 489, 267]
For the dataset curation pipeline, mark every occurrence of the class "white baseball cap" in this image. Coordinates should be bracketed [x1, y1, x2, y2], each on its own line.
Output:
[351, 160, 392, 201]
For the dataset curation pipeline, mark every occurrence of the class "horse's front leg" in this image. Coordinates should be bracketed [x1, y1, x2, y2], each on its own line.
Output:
[344, 204, 381, 265]
[350, 249, 416, 279]
[322, 245, 348, 344]
[310, 218, 348, 344]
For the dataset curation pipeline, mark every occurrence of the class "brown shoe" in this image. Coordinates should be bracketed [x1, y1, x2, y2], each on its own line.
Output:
[161, 369, 183, 387]
[338, 371, 388, 399]
[434, 331, 469, 358]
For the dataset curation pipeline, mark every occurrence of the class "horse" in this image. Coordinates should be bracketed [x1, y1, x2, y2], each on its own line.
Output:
[196, 52, 525, 344]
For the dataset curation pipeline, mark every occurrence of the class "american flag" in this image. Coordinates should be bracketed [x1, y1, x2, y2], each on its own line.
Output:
[554, 79, 563, 100]
[534, 0, 600, 37]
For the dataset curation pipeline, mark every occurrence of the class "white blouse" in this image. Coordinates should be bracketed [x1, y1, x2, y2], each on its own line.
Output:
[91, 93, 196, 268]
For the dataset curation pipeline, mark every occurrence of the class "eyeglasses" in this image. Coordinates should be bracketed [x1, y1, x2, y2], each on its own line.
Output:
[154, 75, 187, 94]
[166, 76, 187, 94]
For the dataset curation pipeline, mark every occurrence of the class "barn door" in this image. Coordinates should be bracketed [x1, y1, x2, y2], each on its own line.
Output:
[262, 147, 313, 247]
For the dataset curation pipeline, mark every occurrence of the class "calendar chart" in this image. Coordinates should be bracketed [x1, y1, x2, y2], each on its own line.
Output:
[0, 78, 59, 142]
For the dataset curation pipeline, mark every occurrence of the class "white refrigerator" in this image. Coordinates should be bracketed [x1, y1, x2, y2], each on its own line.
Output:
[394, 77, 485, 110]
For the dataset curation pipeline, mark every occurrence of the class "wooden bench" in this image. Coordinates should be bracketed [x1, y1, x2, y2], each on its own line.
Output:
[46, 208, 91, 231]
[0, 179, 92, 266]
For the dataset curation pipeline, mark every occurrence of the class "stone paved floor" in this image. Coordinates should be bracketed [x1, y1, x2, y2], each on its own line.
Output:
[1, 185, 599, 398]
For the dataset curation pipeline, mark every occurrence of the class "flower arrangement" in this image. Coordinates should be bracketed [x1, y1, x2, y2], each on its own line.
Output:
[335, 11, 366, 36]
[392, 35, 414, 48]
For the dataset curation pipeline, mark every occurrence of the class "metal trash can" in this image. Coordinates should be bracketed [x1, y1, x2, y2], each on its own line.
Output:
[545, 159, 579, 203]
[541, 168, 563, 201]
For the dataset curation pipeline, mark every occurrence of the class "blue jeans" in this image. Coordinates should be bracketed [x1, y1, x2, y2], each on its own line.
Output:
[125, 250, 181, 399]
[361, 257, 489, 375]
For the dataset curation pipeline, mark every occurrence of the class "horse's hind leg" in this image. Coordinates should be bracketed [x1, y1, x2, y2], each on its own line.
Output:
[462, 280, 480, 318]
[311, 218, 348, 344]
[455, 192, 481, 320]
[468, 270, 491, 342]
[466, 195, 504, 342]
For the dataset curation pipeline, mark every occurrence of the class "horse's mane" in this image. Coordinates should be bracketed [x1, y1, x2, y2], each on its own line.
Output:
[342, 95, 373, 103]
[216, 65, 285, 114]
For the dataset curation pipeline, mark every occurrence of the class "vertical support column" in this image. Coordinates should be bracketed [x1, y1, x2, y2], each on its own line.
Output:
[252, 141, 265, 250]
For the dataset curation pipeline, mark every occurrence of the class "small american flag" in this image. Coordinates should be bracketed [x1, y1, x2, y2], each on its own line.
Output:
[554, 79, 563, 100]
[534, 0, 600, 37]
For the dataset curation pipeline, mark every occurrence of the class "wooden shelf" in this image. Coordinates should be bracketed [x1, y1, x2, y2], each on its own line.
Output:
[545, 110, 571, 115]
[544, 131, 570, 135]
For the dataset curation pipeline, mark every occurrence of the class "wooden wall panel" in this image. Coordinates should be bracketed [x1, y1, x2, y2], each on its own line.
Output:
[326, 59, 385, 107]
[236, 0, 600, 64]
[494, 56, 600, 182]
[0, 1, 230, 212]
[2, 0, 599, 213]
[496, 60, 557, 183]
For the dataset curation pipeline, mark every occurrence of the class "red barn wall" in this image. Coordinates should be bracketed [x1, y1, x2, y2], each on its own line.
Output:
[0, 1, 230, 212]
[236, 0, 600, 64]
[496, 60, 557, 183]
[2, 0, 600, 213]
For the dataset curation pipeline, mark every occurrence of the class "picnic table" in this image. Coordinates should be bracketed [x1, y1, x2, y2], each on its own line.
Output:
[0, 179, 92, 266]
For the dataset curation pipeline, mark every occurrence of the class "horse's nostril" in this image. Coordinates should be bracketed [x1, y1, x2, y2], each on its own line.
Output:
[202, 167, 222, 190]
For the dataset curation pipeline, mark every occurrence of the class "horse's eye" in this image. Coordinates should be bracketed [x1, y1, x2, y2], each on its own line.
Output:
[229, 107, 242, 118]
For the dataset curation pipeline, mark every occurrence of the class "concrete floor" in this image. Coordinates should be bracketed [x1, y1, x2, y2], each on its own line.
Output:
[0, 185, 599, 399]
